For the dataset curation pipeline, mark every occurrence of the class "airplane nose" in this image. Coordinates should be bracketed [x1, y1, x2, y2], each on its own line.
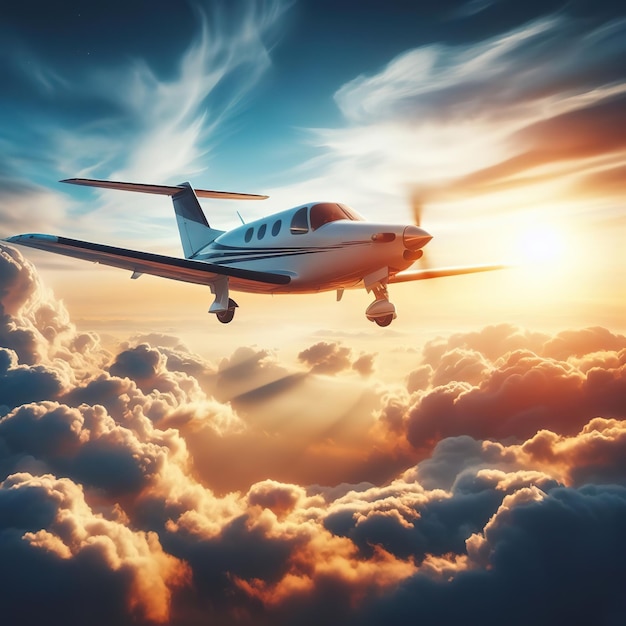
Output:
[403, 225, 432, 250]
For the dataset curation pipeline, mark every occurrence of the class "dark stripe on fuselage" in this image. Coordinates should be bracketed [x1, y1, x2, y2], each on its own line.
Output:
[209, 241, 366, 252]
[206, 248, 331, 265]
[201, 241, 369, 265]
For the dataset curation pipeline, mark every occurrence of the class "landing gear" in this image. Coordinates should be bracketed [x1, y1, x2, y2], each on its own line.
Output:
[374, 314, 394, 327]
[216, 298, 238, 324]
[365, 296, 397, 326]
[209, 278, 238, 324]
[364, 270, 397, 327]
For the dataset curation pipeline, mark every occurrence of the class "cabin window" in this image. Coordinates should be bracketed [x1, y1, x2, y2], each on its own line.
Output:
[272, 220, 282, 236]
[310, 203, 352, 231]
[257, 223, 267, 240]
[244, 227, 253, 243]
[290, 207, 309, 234]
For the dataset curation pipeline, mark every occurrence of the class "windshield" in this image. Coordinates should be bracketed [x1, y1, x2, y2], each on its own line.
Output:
[338, 203, 365, 221]
[310, 203, 364, 231]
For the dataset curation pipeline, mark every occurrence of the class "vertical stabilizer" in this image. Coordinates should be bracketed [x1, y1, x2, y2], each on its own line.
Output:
[172, 183, 225, 258]
[59, 178, 265, 259]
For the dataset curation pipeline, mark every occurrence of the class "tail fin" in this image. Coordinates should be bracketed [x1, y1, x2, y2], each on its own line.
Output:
[61, 177, 269, 259]
[172, 183, 224, 258]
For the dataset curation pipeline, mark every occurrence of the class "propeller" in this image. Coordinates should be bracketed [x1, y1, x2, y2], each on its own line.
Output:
[405, 187, 431, 267]
[410, 188, 424, 228]
[371, 188, 432, 267]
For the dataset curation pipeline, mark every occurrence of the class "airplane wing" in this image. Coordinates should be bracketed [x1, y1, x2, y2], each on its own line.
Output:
[4, 234, 291, 286]
[389, 264, 506, 283]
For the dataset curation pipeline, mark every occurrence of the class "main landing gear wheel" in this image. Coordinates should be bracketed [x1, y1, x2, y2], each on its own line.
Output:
[374, 314, 394, 327]
[216, 298, 238, 324]
[365, 294, 397, 327]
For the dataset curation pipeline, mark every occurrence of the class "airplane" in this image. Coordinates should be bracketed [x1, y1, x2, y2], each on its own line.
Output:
[4, 178, 504, 327]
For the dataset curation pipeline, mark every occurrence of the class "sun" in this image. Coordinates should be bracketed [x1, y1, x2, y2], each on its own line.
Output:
[522, 225, 566, 264]
[512, 219, 568, 267]
[505, 218, 582, 308]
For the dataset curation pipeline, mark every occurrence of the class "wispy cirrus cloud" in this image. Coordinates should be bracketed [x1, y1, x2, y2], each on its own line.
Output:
[0, 1, 290, 248]
[284, 13, 626, 234]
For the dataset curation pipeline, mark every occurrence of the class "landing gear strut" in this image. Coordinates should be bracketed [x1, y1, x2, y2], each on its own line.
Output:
[364, 270, 397, 327]
[209, 277, 238, 324]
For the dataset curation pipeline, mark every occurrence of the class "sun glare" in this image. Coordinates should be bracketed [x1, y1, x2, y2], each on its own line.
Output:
[521, 224, 566, 264]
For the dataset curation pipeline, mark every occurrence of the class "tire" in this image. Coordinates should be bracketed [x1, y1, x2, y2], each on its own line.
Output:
[374, 314, 394, 327]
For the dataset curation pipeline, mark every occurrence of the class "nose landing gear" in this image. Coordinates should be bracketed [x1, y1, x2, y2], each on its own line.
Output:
[365, 278, 397, 327]
[372, 313, 394, 327]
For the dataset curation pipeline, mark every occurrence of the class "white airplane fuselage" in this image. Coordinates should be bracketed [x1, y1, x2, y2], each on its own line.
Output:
[195, 207, 417, 294]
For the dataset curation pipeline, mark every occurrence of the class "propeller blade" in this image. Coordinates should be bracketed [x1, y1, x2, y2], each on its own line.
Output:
[410, 189, 424, 227]
[408, 190, 430, 268]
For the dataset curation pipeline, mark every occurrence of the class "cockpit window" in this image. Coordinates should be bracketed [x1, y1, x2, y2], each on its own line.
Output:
[310, 203, 363, 231]
[338, 203, 365, 222]
[290, 206, 309, 234]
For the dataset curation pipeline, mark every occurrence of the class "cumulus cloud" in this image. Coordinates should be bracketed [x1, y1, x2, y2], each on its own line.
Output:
[1, 251, 626, 625]
[0, 245, 109, 386]
[0, 472, 189, 624]
[354, 485, 626, 626]
[298, 341, 376, 377]
[373, 323, 626, 453]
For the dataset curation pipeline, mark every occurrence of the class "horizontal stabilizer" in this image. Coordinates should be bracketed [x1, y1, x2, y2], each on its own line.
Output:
[4, 234, 291, 286]
[61, 178, 268, 200]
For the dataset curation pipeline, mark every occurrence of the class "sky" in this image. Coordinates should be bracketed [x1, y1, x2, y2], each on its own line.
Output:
[0, 0, 625, 624]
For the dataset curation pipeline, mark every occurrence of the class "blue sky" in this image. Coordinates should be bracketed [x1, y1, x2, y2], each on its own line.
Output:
[3, 0, 624, 196]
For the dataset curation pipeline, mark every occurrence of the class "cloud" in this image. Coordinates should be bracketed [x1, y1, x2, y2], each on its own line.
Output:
[0, 472, 189, 624]
[2, 250, 626, 624]
[298, 341, 353, 374]
[284, 11, 626, 246]
[0, 1, 290, 250]
[335, 15, 626, 126]
[355, 485, 626, 626]
[519, 417, 626, 487]
[0, 244, 108, 379]
[371, 323, 626, 453]
[352, 352, 376, 377]
[0, 182, 69, 236]
[298, 341, 376, 376]
[0, 348, 65, 413]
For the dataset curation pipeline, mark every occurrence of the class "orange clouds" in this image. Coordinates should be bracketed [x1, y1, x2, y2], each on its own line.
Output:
[1, 472, 189, 624]
[1, 246, 626, 625]
[298, 341, 376, 376]
[396, 325, 626, 450]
